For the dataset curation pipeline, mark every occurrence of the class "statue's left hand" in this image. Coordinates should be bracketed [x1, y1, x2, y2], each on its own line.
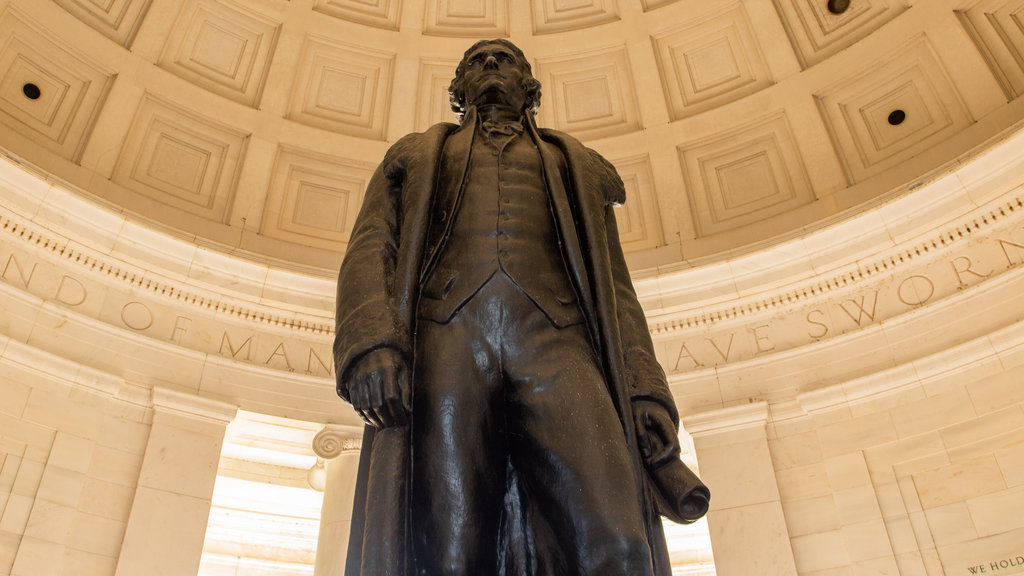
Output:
[633, 400, 680, 468]
[347, 348, 411, 428]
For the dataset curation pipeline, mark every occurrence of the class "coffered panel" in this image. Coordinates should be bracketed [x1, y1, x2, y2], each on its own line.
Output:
[641, 0, 681, 11]
[287, 36, 394, 140]
[0, 7, 115, 162]
[958, 0, 1024, 99]
[424, 0, 508, 37]
[815, 36, 973, 183]
[536, 46, 641, 140]
[313, 0, 402, 31]
[159, 0, 281, 107]
[679, 112, 814, 237]
[531, 0, 618, 34]
[609, 155, 664, 252]
[771, 0, 906, 67]
[415, 58, 458, 131]
[51, 0, 153, 47]
[260, 146, 374, 251]
[112, 94, 250, 222]
[652, 3, 772, 120]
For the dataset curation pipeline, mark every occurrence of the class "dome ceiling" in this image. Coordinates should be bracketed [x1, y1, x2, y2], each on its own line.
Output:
[0, 0, 1022, 274]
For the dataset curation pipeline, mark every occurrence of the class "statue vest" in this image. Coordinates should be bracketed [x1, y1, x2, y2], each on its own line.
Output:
[417, 121, 584, 328]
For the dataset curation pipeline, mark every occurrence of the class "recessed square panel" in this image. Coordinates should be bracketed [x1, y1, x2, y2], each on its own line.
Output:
[716, 151, 783, 210]
[815, 36, 973, 182]
[52, 0, 153, 47]
[292, 183, 350, 232]
[641, 0, 680, 9]
[141, 132, 213, 198]
[261, 146, 376, 251]
[678, 113, 814, 237]
[0, 8, 115, 162]
[112, 93, 249, 222]
[287, 36, 394, 140]
[562, 77, 614, 123]
[190, 21, 248, 78]
[158, 0, 281, 107]
[609, 154, 664, 251]
[859, 81, 934, 153]
[771, 0, 906, 67]
[3, 56, 72, 129]
[313, 0, 402, 31]
[414, 58, 459, 131]
[652, 3, 772, 119]
[537, 46, 641, 140]
[314, 67, 369, 118]
[957, 0, 1024, 99]
[424, 0, 508, 37]
[531, 0, 618, 34]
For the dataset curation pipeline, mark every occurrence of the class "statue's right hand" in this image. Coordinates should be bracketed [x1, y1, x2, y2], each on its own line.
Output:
[347, 348, 411, 428]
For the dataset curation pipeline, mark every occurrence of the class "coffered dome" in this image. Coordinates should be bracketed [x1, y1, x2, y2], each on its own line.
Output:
[3, 0, 1021, 273]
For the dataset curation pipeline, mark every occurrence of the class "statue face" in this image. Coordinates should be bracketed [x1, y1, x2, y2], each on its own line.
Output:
[459, 42, 528, 112]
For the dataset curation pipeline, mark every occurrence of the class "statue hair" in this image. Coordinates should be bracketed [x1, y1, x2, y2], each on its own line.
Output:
[448, 39, 542, 122]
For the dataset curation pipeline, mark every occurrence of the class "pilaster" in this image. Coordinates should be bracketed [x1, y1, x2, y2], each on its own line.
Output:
[684, 402, 798, 575]
[114, 388, 237, 576]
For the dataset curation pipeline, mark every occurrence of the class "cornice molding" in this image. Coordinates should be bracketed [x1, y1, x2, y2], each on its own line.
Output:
[683, 401, 769, 437]
[152, 386, 238, 425]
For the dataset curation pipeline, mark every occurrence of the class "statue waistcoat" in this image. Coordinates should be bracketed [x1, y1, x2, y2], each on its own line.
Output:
[417, 120, 584, 328]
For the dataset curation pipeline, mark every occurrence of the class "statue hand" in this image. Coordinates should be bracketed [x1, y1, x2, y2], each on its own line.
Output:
[347, 348, 411, 428]
[633, 400, 680, 468]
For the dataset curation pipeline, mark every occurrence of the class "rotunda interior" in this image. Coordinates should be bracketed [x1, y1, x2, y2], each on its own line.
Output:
[2, 0, 1024, 574]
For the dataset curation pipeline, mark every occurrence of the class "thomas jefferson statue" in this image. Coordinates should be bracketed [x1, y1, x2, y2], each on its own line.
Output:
[333, 39, 708, 576]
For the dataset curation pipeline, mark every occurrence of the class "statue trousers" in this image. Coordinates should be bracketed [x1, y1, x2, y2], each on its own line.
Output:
[411, 271, 655, 576]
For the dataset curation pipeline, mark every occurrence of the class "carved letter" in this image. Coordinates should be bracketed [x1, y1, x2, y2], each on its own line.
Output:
[120, 302, 153, 331]
[839, 291, 878, 326]
[266, 342, 293, 370]
[171, 316, 191, 344]
[307, 347, 332, 376]
[55, 275, 87, 306]
[220, 332, 254, 361]
[673, 342, 700, 371]
[2, 254, 37, 287]
[997, 238, 1024, 266]
[951, 256, 992, 287]
[897, 275, 935, 306]
[753, 325, 775, 354]
[806, 309, 829, 339]
[707, 333, 735, 363]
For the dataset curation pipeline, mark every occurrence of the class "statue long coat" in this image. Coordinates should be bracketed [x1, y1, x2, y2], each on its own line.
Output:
[333, 108, 678, 576]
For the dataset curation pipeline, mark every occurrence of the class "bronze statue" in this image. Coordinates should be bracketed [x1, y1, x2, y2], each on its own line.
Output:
[333, 39, 708, 576]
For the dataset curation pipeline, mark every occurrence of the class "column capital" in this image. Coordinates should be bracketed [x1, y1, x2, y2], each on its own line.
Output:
[312, 425, 362, 459]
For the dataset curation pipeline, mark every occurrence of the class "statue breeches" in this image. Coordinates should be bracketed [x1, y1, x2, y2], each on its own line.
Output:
[412, 273, 654, 576]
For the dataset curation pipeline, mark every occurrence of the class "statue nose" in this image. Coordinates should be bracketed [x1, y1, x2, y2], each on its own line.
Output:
[484, 55, 498, 68]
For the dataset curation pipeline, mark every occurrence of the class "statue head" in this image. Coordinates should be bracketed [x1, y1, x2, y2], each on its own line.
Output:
[449, 39, 542, 122]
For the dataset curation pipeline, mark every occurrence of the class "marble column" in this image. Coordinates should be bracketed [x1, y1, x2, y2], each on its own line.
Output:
[114, 388, 237, 576]
[312, 426, 362, 576]
[683, 402, 798, 575]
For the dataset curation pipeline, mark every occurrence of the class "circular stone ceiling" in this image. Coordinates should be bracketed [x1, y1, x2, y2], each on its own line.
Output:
[0, 0, 1021, 275]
